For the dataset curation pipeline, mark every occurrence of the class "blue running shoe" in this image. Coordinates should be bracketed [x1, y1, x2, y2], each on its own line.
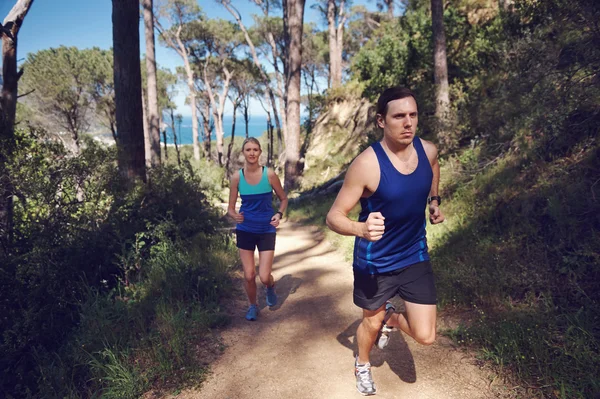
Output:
[245, 304, 258, 321]
[266, 285, 278, 307]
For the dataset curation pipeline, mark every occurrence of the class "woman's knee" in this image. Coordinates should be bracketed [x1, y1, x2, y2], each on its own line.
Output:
[258, 274, 271, 286]
[244, 271, 256, 283]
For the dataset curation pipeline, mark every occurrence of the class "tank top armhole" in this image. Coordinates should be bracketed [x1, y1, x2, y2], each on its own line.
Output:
[412, 137, 432, 173]
[238, 168, 244, 189]
[262, 166, 272, 190]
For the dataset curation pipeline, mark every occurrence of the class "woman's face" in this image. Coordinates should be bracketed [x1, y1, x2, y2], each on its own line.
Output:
[243, 142, 261, 163]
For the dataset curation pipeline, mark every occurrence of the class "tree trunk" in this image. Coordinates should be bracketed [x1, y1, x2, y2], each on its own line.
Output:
[225, 102, 238, 176]
[176, 32, 200, 161]
[142, 0, 161, 166]
[169, 109, 181, 166]
[327, 0, 339, 88]
[155, 19, 200, 161]
[141, 89, 151, 167]
[161, 114, 168, 161]
[204, 60, 232, 167]
[431, 0, 452, 149]
[112, 0, 146, 182]
[1, 0, 34, 251]
[267, 112, 273, 167]
[243, 102, 249, 139]
[335, 1, 345, 86]
[221, 1, 284, 154]
[199, 102, 212, 159]
[386, 0, 394, 18]
[284, 0, 305, 190]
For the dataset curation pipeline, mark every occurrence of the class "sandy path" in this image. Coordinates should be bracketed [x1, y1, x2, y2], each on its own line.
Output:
[173, 222, 509, 399]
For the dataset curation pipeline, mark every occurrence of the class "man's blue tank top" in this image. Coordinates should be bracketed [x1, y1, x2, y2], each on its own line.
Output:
[353, 137, 433, 274]
[237, 167, 276, 234]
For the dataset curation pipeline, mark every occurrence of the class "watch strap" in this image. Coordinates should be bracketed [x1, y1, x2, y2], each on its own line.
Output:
[428, 196, 442, 205]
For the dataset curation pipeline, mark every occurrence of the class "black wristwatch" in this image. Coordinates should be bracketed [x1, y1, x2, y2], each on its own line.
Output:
[428, 196, 442, 205]
[275, 211, 283, 218]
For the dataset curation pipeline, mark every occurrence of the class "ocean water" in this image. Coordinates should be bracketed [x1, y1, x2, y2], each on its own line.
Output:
[164, 115, 269, 145]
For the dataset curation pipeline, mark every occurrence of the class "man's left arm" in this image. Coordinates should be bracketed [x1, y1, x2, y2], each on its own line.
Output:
[422, 140, 445, 224]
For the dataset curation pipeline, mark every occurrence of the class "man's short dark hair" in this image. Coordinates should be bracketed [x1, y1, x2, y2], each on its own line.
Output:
[376, 86, 418, 117]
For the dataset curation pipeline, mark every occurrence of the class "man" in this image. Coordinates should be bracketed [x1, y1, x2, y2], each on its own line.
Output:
[326, 86, 445, 396]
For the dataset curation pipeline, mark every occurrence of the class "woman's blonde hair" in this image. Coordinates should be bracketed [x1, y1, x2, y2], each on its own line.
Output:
[241, 137, 262, 152]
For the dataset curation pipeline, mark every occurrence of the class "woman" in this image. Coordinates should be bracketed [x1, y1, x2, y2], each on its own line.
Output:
[228, 137, 288, 321]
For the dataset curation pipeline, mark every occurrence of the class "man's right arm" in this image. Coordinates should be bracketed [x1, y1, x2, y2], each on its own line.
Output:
[326, 153, 385, 241]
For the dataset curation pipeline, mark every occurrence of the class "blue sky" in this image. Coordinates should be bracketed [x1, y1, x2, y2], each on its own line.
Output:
[0, 0, 376, 116]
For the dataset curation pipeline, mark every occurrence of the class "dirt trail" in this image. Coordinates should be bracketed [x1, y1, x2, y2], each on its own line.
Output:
[173, 222, 510, 399]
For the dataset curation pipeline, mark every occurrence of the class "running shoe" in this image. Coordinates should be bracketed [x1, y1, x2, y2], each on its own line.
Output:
[355, 356, 377, 396]
[375, 301, 396, 350]
[245, 304, 259, 321]
[266, 285, 278, 307]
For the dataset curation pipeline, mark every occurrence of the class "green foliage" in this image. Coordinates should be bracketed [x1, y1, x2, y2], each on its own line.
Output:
[323, 80, 366, 104]
[351, 21, 411, 100]
[20, 46, 114, 140]
[0, 130, 236, 397]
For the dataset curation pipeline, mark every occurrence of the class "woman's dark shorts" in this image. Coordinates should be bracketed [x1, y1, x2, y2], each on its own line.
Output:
[353, 261, 437, 310]
[236, 229, 276, 252]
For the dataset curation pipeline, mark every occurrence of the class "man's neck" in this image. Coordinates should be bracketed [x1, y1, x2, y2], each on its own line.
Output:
[382, 137, 413, 155]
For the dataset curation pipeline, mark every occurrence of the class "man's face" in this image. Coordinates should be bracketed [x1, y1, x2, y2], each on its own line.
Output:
[376, 97, 418, 146]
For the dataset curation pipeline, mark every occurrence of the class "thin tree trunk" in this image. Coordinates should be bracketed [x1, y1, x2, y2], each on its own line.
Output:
[203, 61, 231, 167]
[112, 0, 146, 182]
[284, 0, 305, 190]
[335, 1, 345, 86]
[225, 102, 238, 176]
[0, 0, 35, 250]
[142, 89, 151, 168]
[431, 0, 451, 148]
[327, 0, 339, 88]
[155, 20, 200, 161]
[244, 102, 249, 139]
[106, 107, 118, 143]
[267, 112, 273, 167]
[222, 0, 284, 152]
[169, 109, 181, 166]
[180, 52, 200, 161]
[143, 0, 161, 166]
[386, 0, 394, 18]
[200, 106, 212, 160]
[161, 116, 168, 161]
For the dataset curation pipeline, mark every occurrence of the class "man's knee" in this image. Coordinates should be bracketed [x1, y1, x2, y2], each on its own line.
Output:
[361, 313, 384, 333]
[413, 329, 436, 345]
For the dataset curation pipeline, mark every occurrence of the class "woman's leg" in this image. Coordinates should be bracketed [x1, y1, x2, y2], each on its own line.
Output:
[239, 248, 257, 304]
[257, 250, 275, 287]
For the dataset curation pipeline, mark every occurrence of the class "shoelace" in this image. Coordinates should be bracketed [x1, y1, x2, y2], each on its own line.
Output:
[356, 364, 374, 387]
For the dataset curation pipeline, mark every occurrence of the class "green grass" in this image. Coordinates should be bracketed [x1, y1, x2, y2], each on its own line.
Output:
[431, 140, 600, 398]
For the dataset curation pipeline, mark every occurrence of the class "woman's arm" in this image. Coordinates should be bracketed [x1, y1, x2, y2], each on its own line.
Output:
[227, 171, 244, 223]
[268, 169, 288, 226]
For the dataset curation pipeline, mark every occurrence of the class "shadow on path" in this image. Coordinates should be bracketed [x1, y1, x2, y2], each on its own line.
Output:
[337, 319, 417, 384]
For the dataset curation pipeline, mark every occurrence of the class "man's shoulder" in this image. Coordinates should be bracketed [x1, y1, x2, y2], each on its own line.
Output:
[353, 145, 377, 167]
[418, 138, 438, 162]
[346, 145, 379, 182]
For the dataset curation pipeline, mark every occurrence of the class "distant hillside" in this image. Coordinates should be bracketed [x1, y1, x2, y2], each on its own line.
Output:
[300, 98, 377, 190]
